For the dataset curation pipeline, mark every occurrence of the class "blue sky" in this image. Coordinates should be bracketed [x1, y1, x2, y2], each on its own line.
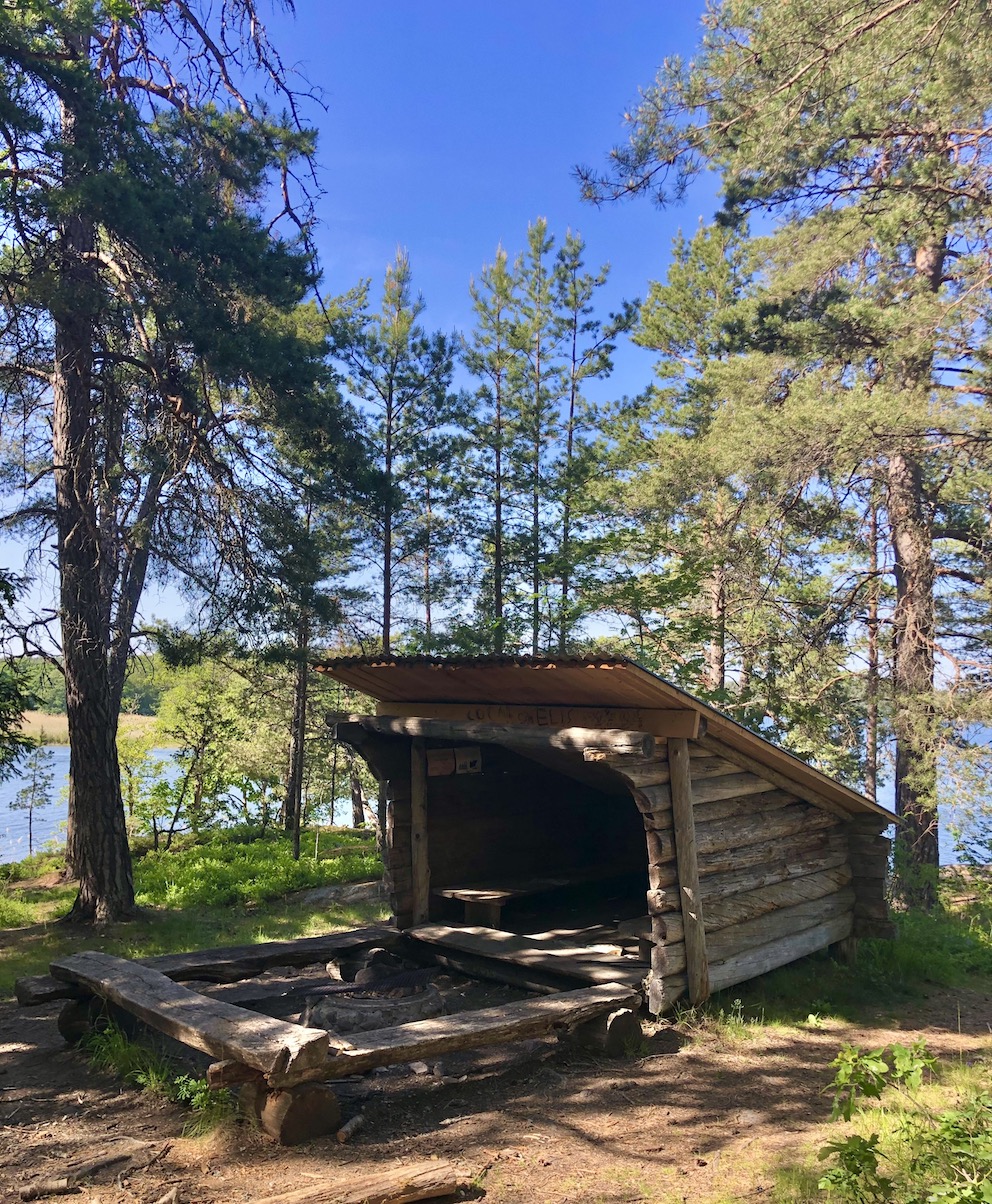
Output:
[263, 2, 722, 397]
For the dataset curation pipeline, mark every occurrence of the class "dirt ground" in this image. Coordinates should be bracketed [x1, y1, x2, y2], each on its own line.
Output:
[1, 981, 990, 1204]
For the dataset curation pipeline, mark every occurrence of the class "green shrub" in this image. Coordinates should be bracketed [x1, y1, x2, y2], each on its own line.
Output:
[817, 1041, 992, 1203]
[132, 831, 381, 909]
[0, 890, 35, 927]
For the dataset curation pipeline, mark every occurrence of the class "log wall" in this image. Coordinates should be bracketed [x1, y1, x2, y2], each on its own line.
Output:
[612, 738, 892, 1012]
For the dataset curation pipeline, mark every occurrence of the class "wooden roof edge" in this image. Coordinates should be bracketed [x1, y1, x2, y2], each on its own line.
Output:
[316, 655, 895, 824]
[702, 715, 896, 823]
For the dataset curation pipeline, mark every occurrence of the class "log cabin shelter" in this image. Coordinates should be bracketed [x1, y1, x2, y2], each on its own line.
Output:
[316, 654, 896, 1014]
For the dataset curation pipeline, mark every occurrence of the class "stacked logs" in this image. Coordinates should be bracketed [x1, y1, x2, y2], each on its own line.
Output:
[619, 740, 889, 1013]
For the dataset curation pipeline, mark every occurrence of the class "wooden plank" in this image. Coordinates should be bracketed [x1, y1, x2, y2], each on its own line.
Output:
[692, 788, 798, 827]
[353, 715, 656, 759]
[410, 738, 430, 925]
[632, 782, 673, 813]
[49, 952, 329, 1078]
[659, 900, 852, 982]
[14, 975, 83, 1007]
[669, 737, 709, 1004]
[252, 1159, 472, 1204]
[706, 912, 853, 994]
[407, 924, 647, 987]
[694, 801, 839, 858]
[698, 829, 845, 882]
[15, 928, 399, 1006]
[697, 836, 849, 901]
[374, 701, 700, 739]
[625, 865, 854, 944]
[135, 928, 398, 983]
[432, 864, 637, 905]
[292, 981, 640, 1082]
[616, 755, 739, 788]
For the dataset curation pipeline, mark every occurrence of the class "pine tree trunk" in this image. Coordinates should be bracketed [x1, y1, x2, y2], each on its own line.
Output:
[493, 384, 505, 654]
[286, 614, 310, 861]
[55, 43, 135, 923]
[865, 491, 880, 802]
[885, 237, 943, 909]
[382, 395, 393, 654]
[888, 449, 938, 906]
[703, 565, 726, 691]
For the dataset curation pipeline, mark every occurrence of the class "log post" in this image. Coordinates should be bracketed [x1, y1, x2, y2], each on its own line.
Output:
[670, 738, 709, 1004]
[410, 738, 430, 925]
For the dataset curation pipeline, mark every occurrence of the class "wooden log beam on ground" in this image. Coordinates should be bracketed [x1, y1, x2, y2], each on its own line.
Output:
[406, 924, 648, 987]
[49, 952, 329, 1078]
[706, 912, 854, 994]
[668, 738, 709, 1004]
[16, 927, 398, 1006]
[336, 715, 657, 760]
[251, 1159, 473, 1204]
[273, 980, 640, 1085]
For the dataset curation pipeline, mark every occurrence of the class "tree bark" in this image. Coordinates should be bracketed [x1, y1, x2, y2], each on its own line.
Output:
[286, 612, 310, 860]
[55, 31, 135, 922]
[888, 448, 937, 906]
[885, 237, 943, 909]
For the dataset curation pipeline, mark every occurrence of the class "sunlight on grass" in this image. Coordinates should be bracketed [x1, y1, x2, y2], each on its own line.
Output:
[0, 826, 385, 998]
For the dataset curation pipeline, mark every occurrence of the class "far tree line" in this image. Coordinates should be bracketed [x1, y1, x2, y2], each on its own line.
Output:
[0, 0, 989, 921]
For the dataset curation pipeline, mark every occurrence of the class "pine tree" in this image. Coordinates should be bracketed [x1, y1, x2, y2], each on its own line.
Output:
[581, 0, 992, 904]
[327, 252, 459, 652]
[12, 741, 56, 858]
[0, 2, 337, 921]
[462, 249, 520, 653]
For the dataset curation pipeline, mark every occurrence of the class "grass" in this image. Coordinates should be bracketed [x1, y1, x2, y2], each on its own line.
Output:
[19, 711, 162, 744]
[82, 1019, 238, 1137]
[0, 825, 385, 998]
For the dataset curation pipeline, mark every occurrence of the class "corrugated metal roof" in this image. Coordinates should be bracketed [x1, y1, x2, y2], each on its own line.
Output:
[314, 654, 894, 821]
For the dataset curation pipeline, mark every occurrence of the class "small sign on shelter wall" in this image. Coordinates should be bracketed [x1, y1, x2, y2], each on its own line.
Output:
[426, 746, 482, 777]
[455, 746, 482, 774]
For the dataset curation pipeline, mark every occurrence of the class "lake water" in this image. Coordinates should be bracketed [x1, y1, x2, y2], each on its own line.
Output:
[0, 745, 180, 865]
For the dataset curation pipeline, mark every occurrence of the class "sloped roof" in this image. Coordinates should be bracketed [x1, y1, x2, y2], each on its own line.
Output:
[315, 654, 894, 821]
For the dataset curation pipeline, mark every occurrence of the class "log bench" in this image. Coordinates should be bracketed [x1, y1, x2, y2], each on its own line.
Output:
[433, 865, 638, 928]
[48, 946, 641, 1144]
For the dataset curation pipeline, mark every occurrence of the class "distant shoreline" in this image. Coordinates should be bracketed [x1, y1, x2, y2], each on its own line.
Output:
[19, 711, 166, 746]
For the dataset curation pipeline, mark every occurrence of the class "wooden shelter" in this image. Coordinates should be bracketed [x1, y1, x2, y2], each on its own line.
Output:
[318, 654, 895, 1013]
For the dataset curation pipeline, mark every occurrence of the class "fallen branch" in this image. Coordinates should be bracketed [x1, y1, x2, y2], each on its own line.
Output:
[251, 1159, 472, 1203]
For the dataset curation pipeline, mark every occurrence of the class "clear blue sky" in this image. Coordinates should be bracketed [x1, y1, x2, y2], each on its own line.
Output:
[264, 1, 722, 397]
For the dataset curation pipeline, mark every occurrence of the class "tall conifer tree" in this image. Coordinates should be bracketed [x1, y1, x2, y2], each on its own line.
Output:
[582, 0, 992, 903]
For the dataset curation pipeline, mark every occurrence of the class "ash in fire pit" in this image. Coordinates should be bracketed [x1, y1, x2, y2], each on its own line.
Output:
[301, 948, 444, 1034]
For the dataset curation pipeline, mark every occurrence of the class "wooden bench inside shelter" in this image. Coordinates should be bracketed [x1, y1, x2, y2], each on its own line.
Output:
[433, 864, 637, 928]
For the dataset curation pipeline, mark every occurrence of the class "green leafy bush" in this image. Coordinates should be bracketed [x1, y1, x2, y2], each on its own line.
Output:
[0, 890, 35, 927]
[133, 832, 380, 909]
[818, 1041, 992, 1203]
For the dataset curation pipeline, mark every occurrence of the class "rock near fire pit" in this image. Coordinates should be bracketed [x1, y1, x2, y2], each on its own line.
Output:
[301, 984, 444, 1033]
